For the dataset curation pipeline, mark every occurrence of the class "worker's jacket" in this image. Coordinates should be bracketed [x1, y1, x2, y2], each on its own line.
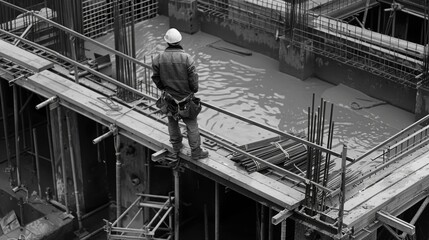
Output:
[151, 45, 199, 100]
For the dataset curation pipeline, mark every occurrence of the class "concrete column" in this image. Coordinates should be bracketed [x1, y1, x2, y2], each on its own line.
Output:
[278, 36, 314, 81]
[168, 0, 200, 34]
[415, 85, 429, 122]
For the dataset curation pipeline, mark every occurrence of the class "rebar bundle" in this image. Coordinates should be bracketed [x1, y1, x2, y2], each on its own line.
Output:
[231, 137, 308, 173]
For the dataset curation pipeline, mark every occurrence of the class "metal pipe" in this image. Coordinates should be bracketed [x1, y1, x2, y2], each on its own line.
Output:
[151, 206, 174, 234]
[57, 106, 69, 213]
[114, 133, 121, 225]
[174, 169, 179, 240]
[80, 226, 103, 240]
[13, 84, 21, 186]
[215, 182, 219, 240]
[0, 81, 13, 184]
[46, 108, 57, 200]
[280, 220, 286, 240]
[35, 96, 57, 110]
[19, 88, 26, 150]
[82, 201, 113, 220]
[356, 113, 429, 161]
[338, 144, 347, 236]
[32, 128, 42, 197]
[111, 196, 142, 226]
[261, 204, 265, 240]
[204, 204, 209, 240]
[66, 114, 83, 230]
[268, 207, 273, 240]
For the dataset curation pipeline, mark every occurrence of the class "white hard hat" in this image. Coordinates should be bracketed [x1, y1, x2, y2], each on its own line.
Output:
[164, 28, 182, 44]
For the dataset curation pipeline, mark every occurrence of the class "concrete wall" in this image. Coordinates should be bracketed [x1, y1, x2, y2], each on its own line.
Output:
[158, 0, 169, 16]
[168, 0, 200, 34]
[278, 38, 417, 113]
[415, 85, 429, 121]
[278, 36, 314, 81]
[313, 54, 416, 113]
[199, 13, 280, 60]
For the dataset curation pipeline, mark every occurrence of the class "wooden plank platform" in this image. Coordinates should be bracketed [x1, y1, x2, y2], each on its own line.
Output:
[325, 149, 429, 233]
[0, 40, 54, 72]
[20, 69, 304, 210]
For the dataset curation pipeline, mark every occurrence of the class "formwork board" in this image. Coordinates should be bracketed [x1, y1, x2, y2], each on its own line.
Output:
[22, 69, 304, 210]
[0, 40, 53, 72]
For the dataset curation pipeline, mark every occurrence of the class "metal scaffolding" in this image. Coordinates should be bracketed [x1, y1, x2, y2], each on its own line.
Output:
[104, 193, 174, 240]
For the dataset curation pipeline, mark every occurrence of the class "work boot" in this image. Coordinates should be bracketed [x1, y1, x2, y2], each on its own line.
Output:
[172, 143, 183, 153]
[191, 148, 209, 160]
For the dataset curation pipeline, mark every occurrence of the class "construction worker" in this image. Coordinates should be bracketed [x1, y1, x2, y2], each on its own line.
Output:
[151, 28, 208, 160]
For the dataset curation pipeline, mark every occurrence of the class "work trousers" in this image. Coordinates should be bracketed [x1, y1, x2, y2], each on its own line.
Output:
[167, 116, 202, 156]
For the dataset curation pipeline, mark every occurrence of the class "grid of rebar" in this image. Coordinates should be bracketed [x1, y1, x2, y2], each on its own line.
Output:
[292, 15, 423, 87]
[82, 0, 158, 38]
[198, 0, 288, 34]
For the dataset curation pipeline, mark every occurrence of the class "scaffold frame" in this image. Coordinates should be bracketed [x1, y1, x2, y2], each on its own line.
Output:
[104, 193, 174, 240]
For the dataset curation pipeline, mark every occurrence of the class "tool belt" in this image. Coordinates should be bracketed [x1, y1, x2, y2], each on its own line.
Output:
[156, 91, 202, 119]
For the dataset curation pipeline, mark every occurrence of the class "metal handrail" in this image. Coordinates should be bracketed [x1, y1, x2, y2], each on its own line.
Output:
[355, 113, 429, 162]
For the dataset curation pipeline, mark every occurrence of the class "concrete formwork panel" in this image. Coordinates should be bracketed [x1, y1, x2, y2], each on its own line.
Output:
[168, 0, 200, 34]
[314, 54, 416, 113]
[278, 36, 315, 81]
[199, 13, 280, 60]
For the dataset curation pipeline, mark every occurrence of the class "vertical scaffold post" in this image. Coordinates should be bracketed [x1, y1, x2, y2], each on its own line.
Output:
[32, 128, 42, 197]
[338, 144, 347, 236]
[114, 131, 121, 226]
[0, 81, 13, 185]
[215, 182, 219, 240]
[66, 114, 83, 231]
[280, 220, 286, 240]
[174, 169, 180, 240]
[13, 84, 21, 186]
[57, 106, 70, 213]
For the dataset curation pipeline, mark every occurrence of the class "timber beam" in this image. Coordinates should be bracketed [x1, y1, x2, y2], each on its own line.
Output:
[272, 209, 293, 225]
[376, 211, 415, 236]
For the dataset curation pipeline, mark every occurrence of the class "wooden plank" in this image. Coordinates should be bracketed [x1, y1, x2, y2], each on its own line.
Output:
[191, 151, 303, 208]
[24, 70, 304, 209]
[0, 40, 54, 72]
[338, 152, 429, 232]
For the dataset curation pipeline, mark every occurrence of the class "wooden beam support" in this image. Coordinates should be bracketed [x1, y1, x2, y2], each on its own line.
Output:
[377, 210, 415, 236]
[151, 149, 169, 162]
[272, 209, 292, 225]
